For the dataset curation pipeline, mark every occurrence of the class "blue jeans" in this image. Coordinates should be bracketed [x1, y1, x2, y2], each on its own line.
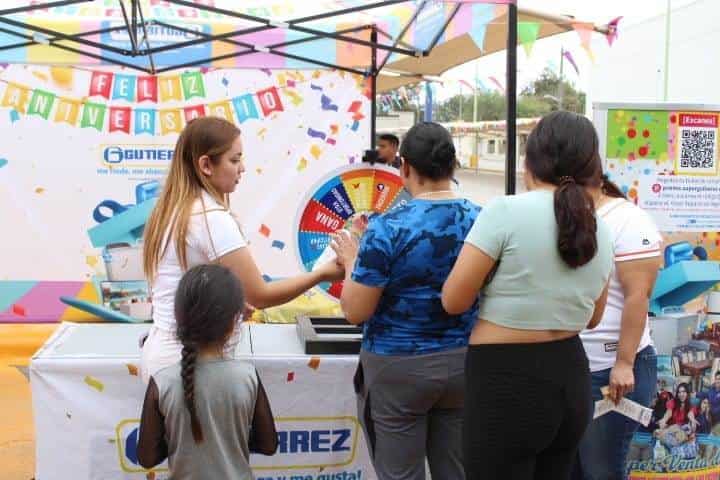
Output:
[572, 345, 657, 480]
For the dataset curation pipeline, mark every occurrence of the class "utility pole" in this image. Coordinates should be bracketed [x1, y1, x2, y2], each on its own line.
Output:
[558, 47, 565, 110]
[663, 0, 672, 101]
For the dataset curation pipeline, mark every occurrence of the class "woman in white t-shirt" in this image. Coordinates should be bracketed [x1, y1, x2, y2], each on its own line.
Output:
[140, 117, 343, 382]
[573, 176, 662, 480]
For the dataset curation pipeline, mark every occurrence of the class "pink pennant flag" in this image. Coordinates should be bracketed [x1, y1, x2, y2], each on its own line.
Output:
[460, 79, 474, 91]
[488, 76, 505, 92]
[606, 16, 623, 46]
[572, 22, 594, 49]
[563, 50, 580, 76]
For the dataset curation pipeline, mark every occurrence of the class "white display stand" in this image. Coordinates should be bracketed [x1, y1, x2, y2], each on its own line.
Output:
[30, 323, 371, 480]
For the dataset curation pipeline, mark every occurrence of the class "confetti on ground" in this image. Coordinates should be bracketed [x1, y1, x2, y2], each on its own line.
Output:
[310, 145, 322, 159]
[311, 84, 323, 91]
[287, 371, 295, 382]
[10, 110, 19, 122]
[312, 70, 322, 79]
[35, 187, 45, 194]
[351, 121, 360, 132]
[348, 101, 362, 113]
[308, 357, 321, 370]
[221, 77, 229, 87]
[259, 224, 271, 237]
[272, 240, 285, 250]
[330, 125, 339, 135]
[307, 128, 326, 140]
[297, 158, 308, 171]
[0, 158, 7, 169]
[353, 112, 365, 121]
[126, 364, 138, 376]
[257, 128, 267, 137]
[287, 79, 296, 87]
[86, 255, 98, 268]
[326, 138, 337, 145]
[11, 304, 26, 316]
[84, 375, 104, 392]
[321, 94, 338, 111]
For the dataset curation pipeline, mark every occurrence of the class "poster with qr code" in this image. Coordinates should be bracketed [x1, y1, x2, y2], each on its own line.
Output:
[676, 112, 719, 176]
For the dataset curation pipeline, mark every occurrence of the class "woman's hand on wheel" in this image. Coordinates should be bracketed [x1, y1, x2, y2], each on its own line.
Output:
[330, 230, 359, 270]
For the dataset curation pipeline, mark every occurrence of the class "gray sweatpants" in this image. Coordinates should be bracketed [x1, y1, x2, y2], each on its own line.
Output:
[354, 347, 466, 480]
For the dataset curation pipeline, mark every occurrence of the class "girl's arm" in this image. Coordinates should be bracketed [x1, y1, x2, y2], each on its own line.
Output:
[248, 372, 279, 455]
[137, 377, 168, 468]
[442, 243, 496, 315]
[218, 247, 343, 309]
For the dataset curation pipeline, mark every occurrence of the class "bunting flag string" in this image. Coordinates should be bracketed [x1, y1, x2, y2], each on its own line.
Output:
[0, 74, 297, 135]
[572, 22, 596, 64]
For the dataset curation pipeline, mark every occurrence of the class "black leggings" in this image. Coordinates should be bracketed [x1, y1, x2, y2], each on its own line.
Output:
[464, 336, 592, 480]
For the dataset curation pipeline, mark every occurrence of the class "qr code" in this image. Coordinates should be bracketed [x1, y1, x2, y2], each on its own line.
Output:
[680, 128, 716, 169]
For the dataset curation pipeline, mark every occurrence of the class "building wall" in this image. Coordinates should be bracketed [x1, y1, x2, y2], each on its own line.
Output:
[587, 0, 720, 112]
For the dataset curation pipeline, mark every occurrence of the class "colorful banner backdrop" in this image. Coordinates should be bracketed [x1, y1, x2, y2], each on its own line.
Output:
[0, 65, 371, 324]
[596, 104, 720, 478]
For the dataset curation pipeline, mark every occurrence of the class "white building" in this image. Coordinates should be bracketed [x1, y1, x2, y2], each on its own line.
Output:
[587, 0, 720, 111]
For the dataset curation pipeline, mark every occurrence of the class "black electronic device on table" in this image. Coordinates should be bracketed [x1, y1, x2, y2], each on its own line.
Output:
[296, 315, 362, 354]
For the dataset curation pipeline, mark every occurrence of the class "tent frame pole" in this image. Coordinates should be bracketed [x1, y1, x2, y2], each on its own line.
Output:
[506, 2, 518, 195]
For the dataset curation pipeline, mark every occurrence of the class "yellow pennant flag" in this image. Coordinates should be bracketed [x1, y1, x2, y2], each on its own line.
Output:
[1, 83, 30, 113]
[207, 100, 234, 123]
[159, 75, 182, 102]
[54, 97, 81, 125]
[159, 108, 183, 134]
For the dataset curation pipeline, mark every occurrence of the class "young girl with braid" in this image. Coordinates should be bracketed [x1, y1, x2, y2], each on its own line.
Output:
[137, 264, 277, 478]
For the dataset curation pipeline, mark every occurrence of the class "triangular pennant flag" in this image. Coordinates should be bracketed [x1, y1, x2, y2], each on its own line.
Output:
[572, 22, 594, 49]
[563, 50, 580, 76]
[518, 22, 541, 57]
[488, 76, 505, 92]
[606, 16, 623, 46]
[468, 4, 495, 50]
[460, 79, 474, 91]
[582, 44, 596, 64]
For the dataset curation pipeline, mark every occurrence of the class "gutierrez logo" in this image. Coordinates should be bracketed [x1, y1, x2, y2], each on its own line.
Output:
[102, 145, 174, 166]
[251, 417, 361, 471]
[115, 420, 168, 474]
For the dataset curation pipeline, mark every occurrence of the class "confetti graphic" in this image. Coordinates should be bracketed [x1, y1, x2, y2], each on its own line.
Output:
[11, 304, 26, 316]
[307, 128, 327, 140]
[311, 84, 323, 91]
[327, 138, 337, 146]
[0, 158, 7, 169]
[297, 158, 308, 171]
[348, 101, 362, 113]
[126, 364, 138, 376]
[308, 357, 321, 370]
[271, 240, 285, 250]
[9, 109, 19, 122]
[310, 145, 322, 159]
[84, 375, 104, 392]
[351, 120, 360, 132]
[287, 371, 295, 382]
[287, 79, 296, 88]
[85, 255, 98, 268]
[321, 94, 339, 112]
[259, 224, 271, 237]
[34, 187, 45, 194]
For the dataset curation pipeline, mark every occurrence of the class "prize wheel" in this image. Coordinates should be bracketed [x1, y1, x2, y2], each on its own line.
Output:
[295, 164, 410, 301]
